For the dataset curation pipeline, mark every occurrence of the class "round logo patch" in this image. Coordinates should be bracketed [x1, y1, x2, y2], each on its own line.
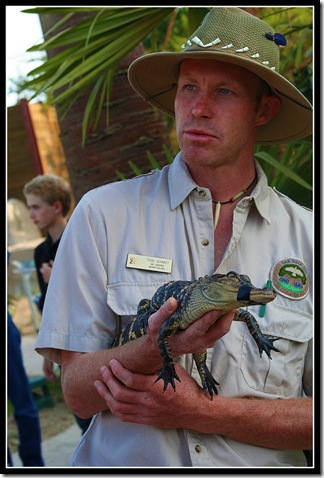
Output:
[271, 258, 309, 300]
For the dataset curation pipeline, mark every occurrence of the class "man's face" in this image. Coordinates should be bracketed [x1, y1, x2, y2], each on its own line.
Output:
[25, 193, 57, 231]
[175, 59, 269, 169]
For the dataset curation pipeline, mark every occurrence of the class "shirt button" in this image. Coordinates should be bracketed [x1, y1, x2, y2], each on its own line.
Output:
[201, 239, 209, 246]
[195, 445, 202, 453]
[198, 190, 206, 197]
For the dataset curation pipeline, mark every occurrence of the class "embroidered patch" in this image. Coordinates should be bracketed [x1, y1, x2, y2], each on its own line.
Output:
[271, 258, 309, 300]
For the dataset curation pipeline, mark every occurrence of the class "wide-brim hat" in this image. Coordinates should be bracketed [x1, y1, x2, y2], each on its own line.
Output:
[128, 7, 312, 145]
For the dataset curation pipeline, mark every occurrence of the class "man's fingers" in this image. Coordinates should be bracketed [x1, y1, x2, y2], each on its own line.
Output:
[147, 297, 178, 332]
[108, 359, 152, 392]
[94, 378, 110, 401]
[99, 360, 149, 394]
[212, 309, 236, 337]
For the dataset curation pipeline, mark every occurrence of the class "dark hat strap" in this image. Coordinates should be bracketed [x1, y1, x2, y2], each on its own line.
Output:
[145, 83, 177, 101]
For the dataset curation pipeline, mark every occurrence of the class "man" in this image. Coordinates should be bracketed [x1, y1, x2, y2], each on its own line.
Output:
[23, 174, 92, 435]
[35, 8, 313, 467]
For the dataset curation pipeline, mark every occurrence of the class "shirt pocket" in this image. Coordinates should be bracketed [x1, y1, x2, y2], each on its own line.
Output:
[239, 302, 312, 398]
[106, 281, 168, 344]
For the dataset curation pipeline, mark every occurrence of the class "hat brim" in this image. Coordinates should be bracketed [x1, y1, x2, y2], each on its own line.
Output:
[128, 51, 312, 145]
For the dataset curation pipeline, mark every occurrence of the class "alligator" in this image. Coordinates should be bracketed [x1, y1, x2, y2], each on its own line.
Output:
[112, 271, 279, 399]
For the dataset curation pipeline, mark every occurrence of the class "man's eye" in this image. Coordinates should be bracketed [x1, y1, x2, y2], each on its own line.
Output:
[185, 84, 195, 91]
[218, 88, 231, 95]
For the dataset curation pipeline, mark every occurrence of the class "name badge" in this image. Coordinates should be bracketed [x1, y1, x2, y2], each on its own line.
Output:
[126, 253, 173, 273]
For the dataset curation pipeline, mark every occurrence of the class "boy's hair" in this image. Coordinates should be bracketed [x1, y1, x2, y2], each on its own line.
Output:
[23, 174, 72, 217]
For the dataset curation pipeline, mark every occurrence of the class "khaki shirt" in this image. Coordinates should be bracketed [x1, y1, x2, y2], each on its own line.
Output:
[36, 153, 313, 467]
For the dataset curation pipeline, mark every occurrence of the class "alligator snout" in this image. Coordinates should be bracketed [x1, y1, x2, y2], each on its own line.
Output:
[249, 287, 276, 305]
[236, 283, 276, 305]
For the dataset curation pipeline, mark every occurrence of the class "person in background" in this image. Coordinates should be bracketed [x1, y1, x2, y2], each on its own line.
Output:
[7, 253, 45, 467]
[35, 8, 312, 468]
[23, 174, 92, 435]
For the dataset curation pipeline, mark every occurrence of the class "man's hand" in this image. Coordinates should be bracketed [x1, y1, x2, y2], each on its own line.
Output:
[94, 360, 313, 450]
[94, 360, 205, 428]
[43, 357, 58, 382]
[146, 297, 236, 358]
[93, 302, 236, 425]
[39, 260, 53, 284]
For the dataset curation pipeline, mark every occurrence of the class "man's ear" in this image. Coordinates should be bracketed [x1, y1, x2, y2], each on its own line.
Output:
[256, 95, 281, 126]
[53, 200, 63, 214]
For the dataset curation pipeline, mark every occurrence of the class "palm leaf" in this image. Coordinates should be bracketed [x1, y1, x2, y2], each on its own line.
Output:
[24, 7, 174, 144]
[254, 151, 312, 191]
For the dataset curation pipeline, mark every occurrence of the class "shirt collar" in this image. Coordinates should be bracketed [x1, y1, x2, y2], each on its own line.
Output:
[168, 152, 197, 210]
[250, 160, 271, 224]
[168, 153, 271, 224]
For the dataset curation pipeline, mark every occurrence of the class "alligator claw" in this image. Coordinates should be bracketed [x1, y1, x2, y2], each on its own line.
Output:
[200, 366, 219, 400]
[258, 336, 281, 359]
[155, 365, 180, 392]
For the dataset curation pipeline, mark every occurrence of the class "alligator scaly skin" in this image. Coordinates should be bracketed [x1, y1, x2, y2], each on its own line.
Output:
[112, 271, 280, 399]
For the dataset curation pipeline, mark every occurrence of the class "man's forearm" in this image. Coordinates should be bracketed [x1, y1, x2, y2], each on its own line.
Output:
[60, 299, 179, 417]
[195, 395, 313, 450]
[61, 335, 161, 418]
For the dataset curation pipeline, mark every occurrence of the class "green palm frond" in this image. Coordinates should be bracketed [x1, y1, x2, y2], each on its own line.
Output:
[23, 7, 174, 145]
[254, 142, 313, 208]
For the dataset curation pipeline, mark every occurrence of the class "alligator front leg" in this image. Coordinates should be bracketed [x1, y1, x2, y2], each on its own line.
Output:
[234, 308, 281, 359]
[154, 316, 181, 392]
[193, 351, 219, 400]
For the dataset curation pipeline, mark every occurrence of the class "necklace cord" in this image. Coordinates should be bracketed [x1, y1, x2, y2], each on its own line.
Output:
[212, 174, 257, 230]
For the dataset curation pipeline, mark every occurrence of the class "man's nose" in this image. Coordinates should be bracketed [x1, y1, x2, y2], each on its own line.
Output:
[192, 96, 212, 118]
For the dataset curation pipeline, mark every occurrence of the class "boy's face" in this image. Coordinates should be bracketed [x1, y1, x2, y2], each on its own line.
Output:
[25, 193, 59, 231]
